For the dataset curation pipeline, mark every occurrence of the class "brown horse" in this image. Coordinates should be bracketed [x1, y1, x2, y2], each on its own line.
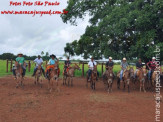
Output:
[47, 61, 59, 92]
[86, 66, 98, 90]
[137, 68, 147, 92]
[34, 65, 43, 88]
[123, 70, 131, 92]
[62, 63, 81, 86]
[14, 62, 24, 88]
[105, 67, 114, 93]
[151, 68, 159, 91]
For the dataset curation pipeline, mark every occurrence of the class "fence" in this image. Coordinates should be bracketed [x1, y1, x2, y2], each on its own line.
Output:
[6, 60, 106, 77]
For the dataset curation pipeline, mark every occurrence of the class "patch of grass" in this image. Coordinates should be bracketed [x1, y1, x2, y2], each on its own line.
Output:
[0, 60, 135, 77]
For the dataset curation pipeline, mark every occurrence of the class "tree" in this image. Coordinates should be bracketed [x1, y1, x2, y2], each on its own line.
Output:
[41, 51, 44, 56]
[64, 43, 75, 57]
[61, 0, 163, 61]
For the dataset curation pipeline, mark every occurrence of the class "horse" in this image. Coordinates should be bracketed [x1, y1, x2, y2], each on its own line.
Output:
[47, 61, 60, 92]
[86, 66, 98, 90]
[151, 68, 160, 92]
[129, 67, 135, 84]
[105, 67, 114, 93]
[14, 62, 24, 88]
[137, 67, 147, 92]
[34, 65, 43, 88]
[62, 63, 81, 86]
[123, 70, 131, 92]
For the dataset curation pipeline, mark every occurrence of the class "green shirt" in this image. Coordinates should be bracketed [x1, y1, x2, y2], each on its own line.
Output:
[16, 57, 25, 64]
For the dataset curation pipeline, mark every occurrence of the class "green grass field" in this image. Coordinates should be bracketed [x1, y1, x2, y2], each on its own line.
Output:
[0, 60, 130, 77]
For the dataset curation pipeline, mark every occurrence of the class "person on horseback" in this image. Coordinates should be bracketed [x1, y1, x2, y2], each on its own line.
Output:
[120, 58, 128, 82]
[147, 57, 157, 81]
[12, 53, 26, 79]
[64, 57, 71, 75]
[88, 57, 99, 81]
[32, 55, 45, 77]
[45, 54, 58, 79]
[103, 57, 114, 80]
[134, 58, 144, 78]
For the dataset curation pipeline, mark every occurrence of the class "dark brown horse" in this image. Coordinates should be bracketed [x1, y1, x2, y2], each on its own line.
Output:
[62, 63, 81, 86]
[105, 67, 114, 93]
[86, 66, 98, 90]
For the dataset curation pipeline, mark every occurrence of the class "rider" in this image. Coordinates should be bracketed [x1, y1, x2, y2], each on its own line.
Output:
[147, 57, 157, 81]
[64, 57, 71, 75]
[88, 57, 98, 81]
[120, 58, 128, 82]
[12, 53, 26, 79]
[103, 57, 114, 80]
[32, 55, 45, 77]
[45, 54, 58, 78]
[134, 58, 144, 78]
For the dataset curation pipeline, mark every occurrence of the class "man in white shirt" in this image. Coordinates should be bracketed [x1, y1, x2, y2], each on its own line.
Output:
[32, 55, 45, 77]
[88, 57, 98, 81]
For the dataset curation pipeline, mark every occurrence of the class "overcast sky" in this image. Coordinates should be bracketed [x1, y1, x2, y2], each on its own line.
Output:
[0, 0, 89, 57]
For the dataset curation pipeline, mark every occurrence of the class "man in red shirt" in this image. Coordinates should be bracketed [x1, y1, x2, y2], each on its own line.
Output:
[147, 57, 157, 80]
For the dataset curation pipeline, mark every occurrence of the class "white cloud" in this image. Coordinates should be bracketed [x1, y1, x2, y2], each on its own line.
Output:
[0, 0, 90, 57]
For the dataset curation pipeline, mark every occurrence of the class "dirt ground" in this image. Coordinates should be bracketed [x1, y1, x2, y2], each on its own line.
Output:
[0, 76, 162, 122]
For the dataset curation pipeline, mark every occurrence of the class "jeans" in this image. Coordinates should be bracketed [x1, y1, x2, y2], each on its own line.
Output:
[88, 69, 99, 78]
[120, 70, 123, 81]
[88, 69, 92, 78]
[34, 66, 45, 74]
[148, 70, 152, 80]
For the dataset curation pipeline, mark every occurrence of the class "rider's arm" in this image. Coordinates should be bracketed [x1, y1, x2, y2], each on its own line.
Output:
[147, 62, 151, 70]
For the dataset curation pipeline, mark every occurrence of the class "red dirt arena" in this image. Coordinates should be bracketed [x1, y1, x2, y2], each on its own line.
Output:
[0, 76, 162, 122]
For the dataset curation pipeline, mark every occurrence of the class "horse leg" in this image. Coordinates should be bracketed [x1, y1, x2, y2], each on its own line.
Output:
[108, 81, 110, 93]
[117, 78, 120, 89]
[40, 77, 43, 88]
[21, 77, 24, 88]
[123, 81, 125, 91]
[143, 81, 146, 92]
[127, 80, 130, 93]
[62, 76, 65, 85]
[71, 77, 73, 87]
[16, 77, 19, 88]
[140, 81, 142, 92]
[94, 82, 96, 90]
[111, 82, 113, 92]
[48, 80, 50, 90]
[68, 77, 70, 86]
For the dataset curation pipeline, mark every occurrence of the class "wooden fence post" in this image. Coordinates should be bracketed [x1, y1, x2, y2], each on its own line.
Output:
[82, 62, 84, 77]
[102, 63, 104, 74]
[6, 59, 8, 72]
[28, 61, 30, 72]
[10, 59, 13, 72]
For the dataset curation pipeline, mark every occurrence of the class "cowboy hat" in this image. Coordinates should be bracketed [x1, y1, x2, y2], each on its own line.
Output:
[123, 58, 126, 60]
[152, 57, 156, 60]
[109, 57, 112, 60]
[17, 53, 23, 55]
[50, 54, 56, 58]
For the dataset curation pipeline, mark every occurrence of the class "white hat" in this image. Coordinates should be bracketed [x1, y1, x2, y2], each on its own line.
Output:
[109, 57, 112, 60]
[123, 58, 126, 60]
[152, 57, 156, 60]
